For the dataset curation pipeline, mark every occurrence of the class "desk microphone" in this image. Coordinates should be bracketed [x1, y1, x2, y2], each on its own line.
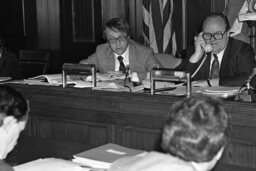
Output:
[124, 65, 131, 92]
[125, 65, 130, 80]
[247, 67, 256, 85]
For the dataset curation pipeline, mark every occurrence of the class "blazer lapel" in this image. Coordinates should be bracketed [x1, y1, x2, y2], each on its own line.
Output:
[105, 46, 115, 71]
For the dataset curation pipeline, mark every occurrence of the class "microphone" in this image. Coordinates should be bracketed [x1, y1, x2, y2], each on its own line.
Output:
[125, 65, 130, 80]
[247, 67, 256, 84]
[201, 43, 212, 53]
[124, 65, 132, 92]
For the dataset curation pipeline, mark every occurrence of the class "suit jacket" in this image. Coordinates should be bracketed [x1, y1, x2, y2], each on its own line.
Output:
[81, 40, 162, 81]
[109, 151, 207, 171]
[0, 48, 21, 79]
[176, 38, 256, 86]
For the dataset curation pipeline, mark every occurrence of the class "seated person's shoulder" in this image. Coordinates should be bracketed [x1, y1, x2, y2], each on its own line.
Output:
[130, 40, 153, 53]
[95, 42, 110, 51]
[109, 151, 196, 171]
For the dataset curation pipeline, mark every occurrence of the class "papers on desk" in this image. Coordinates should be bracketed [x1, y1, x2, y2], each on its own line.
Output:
[13, 158, 88, 171]
[23, 73, 144, 92]
[0, 77, 12, 82]
[158, 86, 240, 98]
[72, 143, 146, 169]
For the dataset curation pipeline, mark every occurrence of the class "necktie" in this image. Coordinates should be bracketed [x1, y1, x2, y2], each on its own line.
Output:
[117, 56, 126, 73]
[210, 54, 219, 78]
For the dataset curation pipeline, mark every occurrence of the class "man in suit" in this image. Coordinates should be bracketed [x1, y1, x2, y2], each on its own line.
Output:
[109, 94, 228, 171]
[177, 13, 256, 87]
[0, 37, 21, 79]
[79, 18, 162, 83]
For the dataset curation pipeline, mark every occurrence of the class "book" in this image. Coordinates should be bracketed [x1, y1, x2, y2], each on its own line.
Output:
[72, 143, 146, 169]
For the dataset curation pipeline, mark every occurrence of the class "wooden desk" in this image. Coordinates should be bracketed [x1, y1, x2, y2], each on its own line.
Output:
[5, 84, 256, 171]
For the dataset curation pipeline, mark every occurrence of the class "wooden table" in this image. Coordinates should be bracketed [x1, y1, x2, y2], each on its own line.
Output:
[5, 84, 256, 171]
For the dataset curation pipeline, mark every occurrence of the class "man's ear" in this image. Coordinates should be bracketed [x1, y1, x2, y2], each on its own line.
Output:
[1, 116, 16, 132]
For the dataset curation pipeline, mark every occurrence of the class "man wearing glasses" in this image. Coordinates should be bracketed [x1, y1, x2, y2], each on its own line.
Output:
[79, 18, 162, 83]
[177, 13, 256, 87]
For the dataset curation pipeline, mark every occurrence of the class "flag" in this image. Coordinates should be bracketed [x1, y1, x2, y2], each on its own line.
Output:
[142, 0, 177, 55]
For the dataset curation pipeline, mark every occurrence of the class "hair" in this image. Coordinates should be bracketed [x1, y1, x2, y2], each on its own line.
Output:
[0, 85, 29, 126]
[161, 94, 229, 162]
[202, 13, 230, 32]
[103, 18, 130, 39]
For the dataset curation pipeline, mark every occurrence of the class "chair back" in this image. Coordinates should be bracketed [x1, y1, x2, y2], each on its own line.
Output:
[19, 50, 50, 78]
[155, 53, 181, 68]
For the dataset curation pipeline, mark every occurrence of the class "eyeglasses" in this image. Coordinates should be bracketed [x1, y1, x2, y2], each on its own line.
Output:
[202, 31, 226, 40]
[108, 35, 128, 44]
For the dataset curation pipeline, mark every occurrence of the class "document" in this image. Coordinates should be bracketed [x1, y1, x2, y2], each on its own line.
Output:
[25, 74, 71, 85]
[14, 158, 91, 171]
[72, 143, 146, 169]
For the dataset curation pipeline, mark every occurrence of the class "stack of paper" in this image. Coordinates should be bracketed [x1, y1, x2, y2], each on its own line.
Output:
[14, 158, 86, 171]
[72, 143, 146, 169]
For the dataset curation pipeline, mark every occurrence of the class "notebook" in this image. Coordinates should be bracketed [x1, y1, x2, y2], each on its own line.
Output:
[72, 143, 146, 169]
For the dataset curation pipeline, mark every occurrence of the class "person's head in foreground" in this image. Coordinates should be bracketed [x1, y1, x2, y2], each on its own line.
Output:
[105, 18, 130, 56]
[0, 85, 29, 160]
[109, 94, 229, 171]
[162, 94, 229, 170]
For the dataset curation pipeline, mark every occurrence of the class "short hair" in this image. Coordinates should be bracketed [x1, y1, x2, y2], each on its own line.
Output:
[161, 94, 228, 162]
[202, 13, 230, 32]
[105, 18, 130, 35]
[0, 85, 29, 126]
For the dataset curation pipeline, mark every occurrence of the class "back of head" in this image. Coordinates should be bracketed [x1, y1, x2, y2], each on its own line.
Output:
[0, 85, 29, 126]
[161, 94, 228, 163]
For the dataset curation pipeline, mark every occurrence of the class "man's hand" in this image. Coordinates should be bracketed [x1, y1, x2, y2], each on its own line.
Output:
[189, 32, 206, 63]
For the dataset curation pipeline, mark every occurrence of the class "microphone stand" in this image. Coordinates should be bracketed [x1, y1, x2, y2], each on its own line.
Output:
[124, 65, 132, 92]
[236, 68, 256, 102]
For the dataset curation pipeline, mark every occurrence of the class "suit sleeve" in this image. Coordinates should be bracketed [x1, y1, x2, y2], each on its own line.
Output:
[137, 49, 163, 82]
[79, 49, 100, 71]
[220, 43, 256, 86]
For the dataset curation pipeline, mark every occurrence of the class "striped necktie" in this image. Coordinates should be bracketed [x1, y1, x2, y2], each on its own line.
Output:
[117, 56, 126, 73]
[210, 54, 219, 78]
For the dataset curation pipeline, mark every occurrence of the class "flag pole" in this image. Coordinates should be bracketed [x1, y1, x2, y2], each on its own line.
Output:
[182, 0, 187, 49]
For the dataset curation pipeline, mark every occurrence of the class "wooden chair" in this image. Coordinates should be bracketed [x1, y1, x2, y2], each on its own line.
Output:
[19, 50, 50, 78]
[155, 53, 182, 69]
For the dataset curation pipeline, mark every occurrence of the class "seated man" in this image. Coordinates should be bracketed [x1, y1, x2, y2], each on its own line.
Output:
[0, 37, 21, 79]
[176, 13, 256, 87]
[78, 17, 162, 83]
[0, 85, 29, 171]
[109, 94, 229, 171]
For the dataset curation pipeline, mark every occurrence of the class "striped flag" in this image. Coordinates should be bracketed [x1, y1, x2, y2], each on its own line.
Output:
[142, 0, 177, 55]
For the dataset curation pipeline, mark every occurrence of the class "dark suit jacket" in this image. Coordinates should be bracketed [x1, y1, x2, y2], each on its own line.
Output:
[0, 48, 21, 79]
[176, 38, 256, 87]
[81, 40, 162, 81]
